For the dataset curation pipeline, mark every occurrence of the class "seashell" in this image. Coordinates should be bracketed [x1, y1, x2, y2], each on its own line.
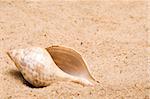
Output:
[7, 46, 97, 87]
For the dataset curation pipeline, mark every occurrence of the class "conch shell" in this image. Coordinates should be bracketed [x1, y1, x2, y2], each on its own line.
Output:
[7, 46, 96, 87]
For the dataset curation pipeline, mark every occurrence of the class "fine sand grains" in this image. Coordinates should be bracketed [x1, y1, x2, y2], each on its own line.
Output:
[0, 0, 149, 99]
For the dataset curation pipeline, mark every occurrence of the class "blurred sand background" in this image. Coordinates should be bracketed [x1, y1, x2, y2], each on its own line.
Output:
[0, 0, 149, 99]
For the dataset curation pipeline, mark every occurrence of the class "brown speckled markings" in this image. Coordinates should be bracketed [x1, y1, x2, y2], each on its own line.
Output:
[0, 0, 149, 99]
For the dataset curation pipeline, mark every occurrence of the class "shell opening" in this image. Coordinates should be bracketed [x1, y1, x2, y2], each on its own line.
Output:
[46, 46, 95, 81]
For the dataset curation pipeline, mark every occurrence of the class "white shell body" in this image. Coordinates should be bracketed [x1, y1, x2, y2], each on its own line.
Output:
[8, 46, 96, 87]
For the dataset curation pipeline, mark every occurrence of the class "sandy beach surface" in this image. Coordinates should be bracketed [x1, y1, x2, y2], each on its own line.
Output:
[0, 0, 149, 99]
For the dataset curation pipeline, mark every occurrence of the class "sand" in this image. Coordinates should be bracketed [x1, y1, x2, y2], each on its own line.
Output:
[0, 0, 149, 99]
